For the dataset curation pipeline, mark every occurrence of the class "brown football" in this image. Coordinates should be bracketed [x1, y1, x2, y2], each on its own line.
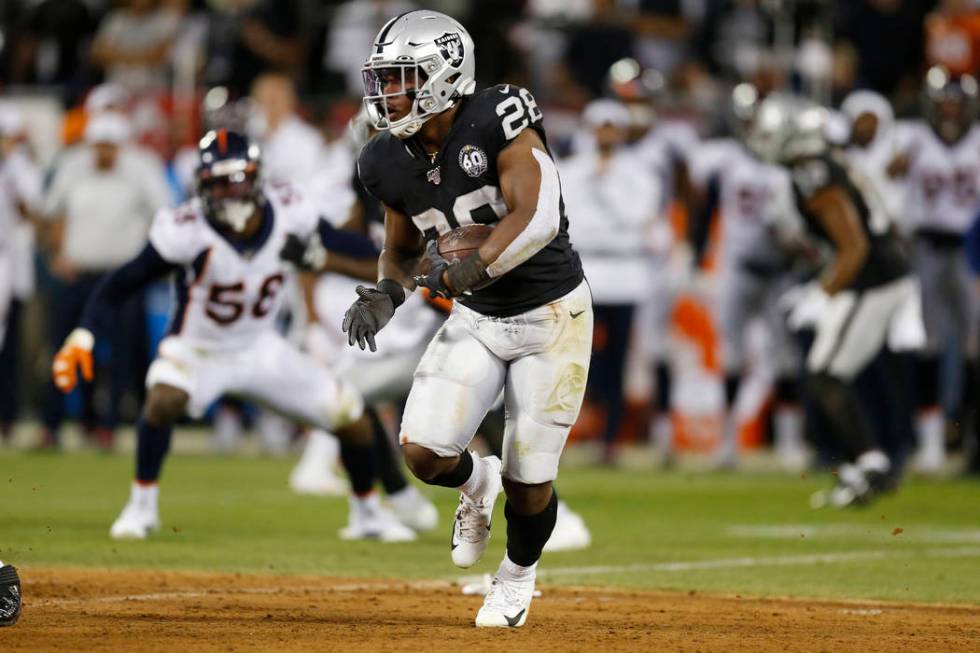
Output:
[419, 224, 494, 271]
[418, 224, 495, 289]
[438, 224, 494, 262]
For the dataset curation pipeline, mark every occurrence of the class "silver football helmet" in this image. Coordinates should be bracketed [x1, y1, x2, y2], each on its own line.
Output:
[746, 92, 829, 164]
[361, 10, 476, 139]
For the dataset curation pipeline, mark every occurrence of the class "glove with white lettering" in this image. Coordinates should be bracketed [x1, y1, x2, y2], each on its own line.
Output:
[280, 233, 327, 271]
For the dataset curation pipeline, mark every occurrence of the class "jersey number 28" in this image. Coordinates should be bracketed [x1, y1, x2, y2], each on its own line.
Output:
[496, 88, 543, 141]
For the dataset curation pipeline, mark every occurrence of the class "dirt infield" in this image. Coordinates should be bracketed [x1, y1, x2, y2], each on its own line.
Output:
[2, 568, 979, 652]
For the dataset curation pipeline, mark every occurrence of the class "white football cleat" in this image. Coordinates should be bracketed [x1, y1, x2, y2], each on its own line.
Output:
[387, 486, 438, 532]
[289, 463, 348, 496]
[543, 500, 591, 552]
[451, 455, 502, 568]
[339, 495, 417, 543]
[475, 574, 535, 628]
[289, 431, 347, 496]
[109, 485, 161, 540]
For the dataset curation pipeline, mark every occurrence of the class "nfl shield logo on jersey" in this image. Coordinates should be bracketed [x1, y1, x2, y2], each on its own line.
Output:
[458, 145, 488, 178]
[435, 32, 465, 67]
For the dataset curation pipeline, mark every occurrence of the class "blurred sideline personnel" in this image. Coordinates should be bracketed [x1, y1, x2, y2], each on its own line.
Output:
[889, 67, 980, 474]
[0, 105, 43, 442]
[347, 11, 591, 627]
[561, 99, 659, 464]
[40, 111, 171, 449]
[52, 129, 414, 543]
[749, 95, 917, 508]
[688, 84, 805, 471]
[631, 89, 699, 464]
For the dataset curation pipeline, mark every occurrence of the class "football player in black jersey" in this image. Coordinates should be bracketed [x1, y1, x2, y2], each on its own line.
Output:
[748, 94, 918, 508]
[342, 11, 590, 628]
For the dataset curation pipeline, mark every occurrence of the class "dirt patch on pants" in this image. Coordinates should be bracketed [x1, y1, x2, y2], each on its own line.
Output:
[3, 568, 979, 652]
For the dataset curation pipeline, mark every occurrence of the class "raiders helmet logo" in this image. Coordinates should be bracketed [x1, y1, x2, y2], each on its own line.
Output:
[458, 145, 488, 178]
[435, 32, 465, 68]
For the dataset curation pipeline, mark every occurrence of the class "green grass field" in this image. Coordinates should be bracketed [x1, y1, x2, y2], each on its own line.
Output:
[2, 448, 979, 604]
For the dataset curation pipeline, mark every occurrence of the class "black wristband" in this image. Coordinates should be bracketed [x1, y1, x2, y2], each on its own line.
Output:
[446, 253, 490, 295]
[377, 278, 406, 309]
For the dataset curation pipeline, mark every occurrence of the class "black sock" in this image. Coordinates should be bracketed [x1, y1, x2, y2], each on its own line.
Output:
[808, 373, 876, 461]
[427, 450, 473, 488]
[135, 418, 173, 483]
[724, 373, 741, 408]
[339, 437, 377, 496]
[368, 407, 408, 495]
[505, 490, 559, 567]
[655, 362, 672, 413]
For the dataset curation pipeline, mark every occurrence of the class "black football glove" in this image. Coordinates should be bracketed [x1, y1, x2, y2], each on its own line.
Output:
[341, 279, 405, 352]
[413, 240, 454, 298]
[0, 562, 21, 627]
[280, 233, 327, 271]
[413, 240, 490, 299]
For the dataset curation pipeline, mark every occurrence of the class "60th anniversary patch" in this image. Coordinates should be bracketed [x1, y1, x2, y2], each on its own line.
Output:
[458, 145, 488, 178]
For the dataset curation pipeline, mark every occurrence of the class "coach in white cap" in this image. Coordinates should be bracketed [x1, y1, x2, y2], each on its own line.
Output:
[38, 110, 171, 449]
[561, 99, 661, 462]
[0, 104, 43, 441]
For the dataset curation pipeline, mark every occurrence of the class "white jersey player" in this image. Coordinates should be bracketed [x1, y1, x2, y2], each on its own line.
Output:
[52, 129, 414, 542]
[893, 68, 980, 473]
[688, 128, 805, 470]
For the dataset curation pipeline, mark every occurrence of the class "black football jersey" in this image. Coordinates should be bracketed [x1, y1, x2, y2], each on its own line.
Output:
[357, 84, 584, 317]
[790, 152, 908, 290]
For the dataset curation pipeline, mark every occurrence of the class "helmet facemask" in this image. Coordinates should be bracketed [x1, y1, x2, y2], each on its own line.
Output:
[198, 159, 262, 234]
[361, 11, 477, 139]
[924, 67, 979, 144]
[362, 56, 467, 139]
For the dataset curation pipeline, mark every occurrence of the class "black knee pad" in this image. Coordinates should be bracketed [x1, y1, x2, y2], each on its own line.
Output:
[143, 391, 185, 427]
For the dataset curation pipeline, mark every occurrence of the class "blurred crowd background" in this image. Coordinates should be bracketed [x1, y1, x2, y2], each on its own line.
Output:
[2, 0, 980, 476]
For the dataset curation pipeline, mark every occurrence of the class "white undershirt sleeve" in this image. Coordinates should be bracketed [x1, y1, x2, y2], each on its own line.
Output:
[486, 148, 561, 279]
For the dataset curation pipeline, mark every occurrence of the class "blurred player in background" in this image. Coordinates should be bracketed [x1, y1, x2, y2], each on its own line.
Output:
[889, 67, 980, 475]
[0, 105, 43, 443]
[689, 84, 805, 471]
[839, 89, 924, 473]
[52, 129, 414, 543]
[346, 11, 591, 627]
[750, 94, 916, 508]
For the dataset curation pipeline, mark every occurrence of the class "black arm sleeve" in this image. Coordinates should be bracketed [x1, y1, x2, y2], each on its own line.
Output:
[316, 218, 380, 258]
[690, 174, 720, 267]
[79, 242, 177, 337]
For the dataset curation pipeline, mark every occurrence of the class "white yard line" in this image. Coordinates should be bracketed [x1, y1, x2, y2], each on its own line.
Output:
[536, 546, 980, 578]
[727, 524, 980, 543]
